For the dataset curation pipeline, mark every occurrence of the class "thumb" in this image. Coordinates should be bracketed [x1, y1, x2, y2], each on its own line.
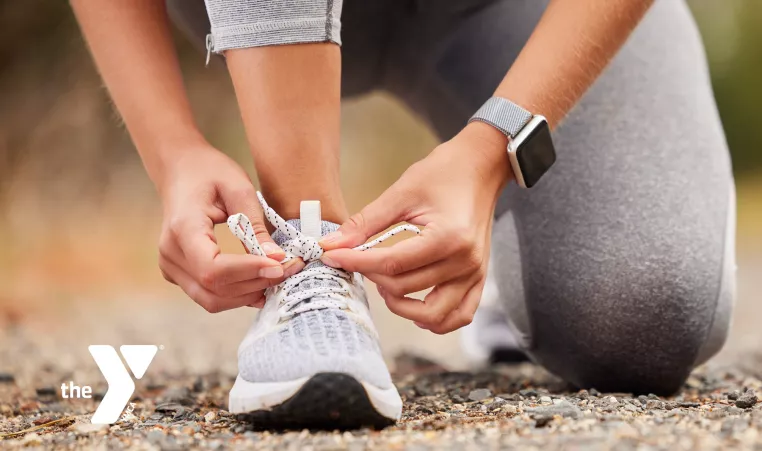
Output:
[222, 185, 286, 261]
[320, 185, 407, 250]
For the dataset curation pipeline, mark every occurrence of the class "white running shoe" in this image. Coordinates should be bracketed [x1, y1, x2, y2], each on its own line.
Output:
[226, 193, 418, 429]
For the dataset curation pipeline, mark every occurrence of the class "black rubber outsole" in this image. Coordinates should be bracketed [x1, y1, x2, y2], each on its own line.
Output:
[237, 372, 396, 431]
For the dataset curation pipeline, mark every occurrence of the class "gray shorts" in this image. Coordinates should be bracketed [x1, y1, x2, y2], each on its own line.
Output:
[169, 0, 735, 394]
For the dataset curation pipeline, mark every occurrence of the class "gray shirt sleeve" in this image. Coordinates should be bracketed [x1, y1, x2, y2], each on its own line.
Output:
[204, 0, 343, 54]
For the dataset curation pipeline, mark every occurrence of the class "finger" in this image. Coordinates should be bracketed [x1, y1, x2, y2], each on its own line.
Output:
[322, 225, 458, 275]
[220, 184, 286, 261]
[419, 279, 483, 335]
[162, 257, 265, 313]
[379, 277, 468, 326]
[320, 185, 410, 250]
[174, 218, 283, 290]
[363, 256, 473, 296]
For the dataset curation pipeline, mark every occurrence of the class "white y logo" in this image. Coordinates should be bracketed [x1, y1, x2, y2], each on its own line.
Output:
[88, 345, 158, 424]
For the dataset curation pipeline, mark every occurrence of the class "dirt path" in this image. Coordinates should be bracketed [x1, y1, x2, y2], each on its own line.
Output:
[0, 259, 760, 450]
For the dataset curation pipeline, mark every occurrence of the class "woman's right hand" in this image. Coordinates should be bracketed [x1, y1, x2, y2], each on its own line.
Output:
[156, 146, 303, 312]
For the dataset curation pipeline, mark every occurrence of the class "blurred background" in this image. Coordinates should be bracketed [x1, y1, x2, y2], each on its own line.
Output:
[0, 0, 760, 375]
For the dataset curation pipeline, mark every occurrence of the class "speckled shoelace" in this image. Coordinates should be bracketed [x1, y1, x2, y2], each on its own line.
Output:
[227, 192, 419, 317]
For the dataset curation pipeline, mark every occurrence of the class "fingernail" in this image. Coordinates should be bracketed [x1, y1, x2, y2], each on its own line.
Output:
[259, 266, 283, 278]
[262, 242, 282, 256]
[320, 255, 338, 268]
[320, 231, 343, 245]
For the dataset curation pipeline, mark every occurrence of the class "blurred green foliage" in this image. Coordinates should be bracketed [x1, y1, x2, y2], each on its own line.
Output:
[689, 0, 762, 177]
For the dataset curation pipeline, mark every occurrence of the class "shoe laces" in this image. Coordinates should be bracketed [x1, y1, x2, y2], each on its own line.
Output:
[227, 192, 419, 318]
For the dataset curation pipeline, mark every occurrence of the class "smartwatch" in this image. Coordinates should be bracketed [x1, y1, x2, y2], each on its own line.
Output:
[468, 97, 556, 188]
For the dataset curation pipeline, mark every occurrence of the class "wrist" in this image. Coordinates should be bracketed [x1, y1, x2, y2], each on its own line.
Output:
[457, 122, 514, 186]
[145, 138, 218, 193]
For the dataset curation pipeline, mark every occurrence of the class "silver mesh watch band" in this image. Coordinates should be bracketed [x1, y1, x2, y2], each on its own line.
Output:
[468, 97, 533, 139]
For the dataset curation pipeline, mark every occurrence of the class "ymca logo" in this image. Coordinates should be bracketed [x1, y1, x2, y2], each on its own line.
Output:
[88, 345, 158, 424]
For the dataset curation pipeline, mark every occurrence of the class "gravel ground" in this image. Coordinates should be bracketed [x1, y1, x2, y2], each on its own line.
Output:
[1, 260, 761, 450]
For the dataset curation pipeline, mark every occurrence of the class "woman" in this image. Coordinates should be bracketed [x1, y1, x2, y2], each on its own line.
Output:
[71, 0, 735, 428]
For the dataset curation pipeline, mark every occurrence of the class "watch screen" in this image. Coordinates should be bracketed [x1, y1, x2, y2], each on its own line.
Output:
[516, 120, 556, 188]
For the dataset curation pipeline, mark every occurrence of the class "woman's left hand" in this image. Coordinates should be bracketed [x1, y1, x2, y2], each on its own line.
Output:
[320, 123, 512, 334]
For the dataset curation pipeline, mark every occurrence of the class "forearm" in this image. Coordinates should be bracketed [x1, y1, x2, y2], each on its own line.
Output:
[70, 0, 205, 187]
[495, 0, 654, 128]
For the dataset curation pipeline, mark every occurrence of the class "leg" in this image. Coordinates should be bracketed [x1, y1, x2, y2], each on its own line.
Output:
[386, 0, 735, 394]
[167, 0, 347, 222]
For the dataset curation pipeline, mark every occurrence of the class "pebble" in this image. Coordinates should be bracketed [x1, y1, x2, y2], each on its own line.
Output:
[527, 400, 582, 420]
[608, 396, 618, 404]
[74, 423, 108, 434]
[539, 396, 552, 404]
[204, 411, 217, 423]
[520, 389, 539, 398]
[735, 389, 758, 408]
[468, 388, 492, 402]
[0, 373, 15, 384]
[727, 390, 741, 400]
[35, 387, 56, 397]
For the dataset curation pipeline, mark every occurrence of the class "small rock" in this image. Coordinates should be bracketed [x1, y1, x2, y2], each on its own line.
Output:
[35, 387, 56, 397]
[648, 393, 660, 400]
[468, 388, 492, 402]
[155, 402, 184, 414]
[20, 432, 42, 445]
[485, 398, 507, 410]
[74, 423, 108, 434]
[146, 429, 166, 444]
[163, 387, 193, 405]
[624, 403, 638, 412]
[735, 390, 758, 409]
[727, 390, 741, 401]
[497, 393, 520, 401]
[204, 411, 217, 423]
[589, 388, 601, 397]
[502, 404, 519, 414]
[520, 389, 538, 398]
[608, 396, 618, 404]
[577, 390, 589, 399]
[646, 400, 663, 410]
[679, 402, 700, 408]
[534, 415, 553, 428]
[451, 394, 466, 403]
[539, 396, 552, 404]
[526, 400, 582, 420]
[0, 373, 15, 384]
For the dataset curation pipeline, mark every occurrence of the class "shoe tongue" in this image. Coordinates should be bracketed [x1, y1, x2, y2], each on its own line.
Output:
[271, 200, 340, 247]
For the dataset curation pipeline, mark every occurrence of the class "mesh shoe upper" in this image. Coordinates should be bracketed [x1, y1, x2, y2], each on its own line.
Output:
[237, 219, 394, 389]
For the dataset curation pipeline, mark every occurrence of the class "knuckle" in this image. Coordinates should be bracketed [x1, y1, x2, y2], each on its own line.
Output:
[201, 299, 222, 314]
[426, 306, 448, 325]
[460, 310, 475, 327]
[382, 256, 404, 276]
[198, 268, 218, 291]
[464, 248, 483, 272]
[166, 216, 185, 236]
[346, 212, 367, 234]
[385, 282, 407, 298]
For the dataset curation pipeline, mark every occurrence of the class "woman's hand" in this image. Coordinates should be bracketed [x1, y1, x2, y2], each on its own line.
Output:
[320, 123, 511, 334]
[157, 146, 303, 312]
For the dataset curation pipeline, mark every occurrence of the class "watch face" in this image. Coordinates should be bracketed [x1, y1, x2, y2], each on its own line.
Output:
[515, 119, 556, 188]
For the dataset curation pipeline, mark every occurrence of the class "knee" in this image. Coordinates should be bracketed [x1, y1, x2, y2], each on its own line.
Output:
[525, 271, 725, 395]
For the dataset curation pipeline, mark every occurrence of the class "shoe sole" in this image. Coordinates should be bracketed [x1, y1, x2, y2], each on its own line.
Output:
[229, 372, 402, 430]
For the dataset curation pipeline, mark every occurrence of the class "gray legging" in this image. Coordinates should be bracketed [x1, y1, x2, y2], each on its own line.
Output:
[169, 0, 736, 394]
